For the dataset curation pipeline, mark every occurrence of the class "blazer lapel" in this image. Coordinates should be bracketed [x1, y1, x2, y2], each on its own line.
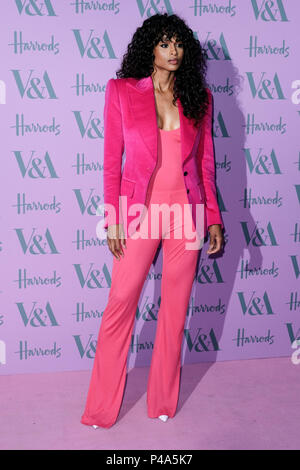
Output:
[126, 75, 199, 165]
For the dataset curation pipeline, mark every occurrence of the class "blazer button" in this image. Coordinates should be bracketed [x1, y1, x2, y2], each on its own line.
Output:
[184, 171, 188, 175]
[187, 189, 190, 194]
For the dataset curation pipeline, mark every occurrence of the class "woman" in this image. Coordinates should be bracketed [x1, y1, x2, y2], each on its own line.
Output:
[81, 12, 224, 429]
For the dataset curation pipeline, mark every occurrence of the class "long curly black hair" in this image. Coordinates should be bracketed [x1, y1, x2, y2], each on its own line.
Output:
[116, 12, 209, 128]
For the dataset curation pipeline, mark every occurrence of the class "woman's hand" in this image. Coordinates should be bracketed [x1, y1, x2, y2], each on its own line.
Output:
[107, 224, 127, 260]
[207, 224, 224, 254]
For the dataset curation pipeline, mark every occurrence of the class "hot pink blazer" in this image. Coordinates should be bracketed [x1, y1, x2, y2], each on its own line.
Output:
[103, 75, 224, 239]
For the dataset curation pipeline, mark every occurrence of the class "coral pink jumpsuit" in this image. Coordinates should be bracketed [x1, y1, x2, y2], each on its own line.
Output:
[81, 126, 201, 428]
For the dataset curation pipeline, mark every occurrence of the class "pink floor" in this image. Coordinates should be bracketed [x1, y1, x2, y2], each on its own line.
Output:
[1, 356, 299, 450]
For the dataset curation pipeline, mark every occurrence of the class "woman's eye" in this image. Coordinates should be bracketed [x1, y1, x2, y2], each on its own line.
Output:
[159, 42, 183, 48]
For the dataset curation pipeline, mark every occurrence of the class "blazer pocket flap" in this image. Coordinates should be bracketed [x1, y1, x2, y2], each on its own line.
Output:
[121, 178, 135, 198]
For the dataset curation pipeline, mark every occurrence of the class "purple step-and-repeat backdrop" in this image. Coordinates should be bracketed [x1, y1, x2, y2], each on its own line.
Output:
[0, 0, 299, 375]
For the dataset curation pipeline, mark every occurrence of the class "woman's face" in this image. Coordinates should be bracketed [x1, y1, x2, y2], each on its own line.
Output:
[152, 34, 184, 72]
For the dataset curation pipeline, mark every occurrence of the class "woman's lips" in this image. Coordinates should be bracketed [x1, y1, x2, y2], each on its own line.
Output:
[168, 59, 178, 64]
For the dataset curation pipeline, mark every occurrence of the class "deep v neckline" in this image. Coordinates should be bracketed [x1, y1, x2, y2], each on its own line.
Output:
[152, 78, 180, 134]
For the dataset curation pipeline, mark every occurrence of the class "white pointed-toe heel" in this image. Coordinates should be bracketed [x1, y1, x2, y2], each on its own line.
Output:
[92, 425, 99, 429]
[158, 414, 169, 422]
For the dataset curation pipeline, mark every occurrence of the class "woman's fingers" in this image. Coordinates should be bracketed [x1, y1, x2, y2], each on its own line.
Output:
[107, 236, 126, 260]
[115, 236, 124, 259]
[109, 239, 121, 260]
[207, 234, 223, 254]
[107, 224, 127, 260]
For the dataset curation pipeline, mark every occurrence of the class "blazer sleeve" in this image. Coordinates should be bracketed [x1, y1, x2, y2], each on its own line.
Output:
[103, 78, 124, 229]
[197, 87, 224, 230]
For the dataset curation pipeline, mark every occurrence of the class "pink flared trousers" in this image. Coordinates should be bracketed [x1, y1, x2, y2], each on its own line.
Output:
[80, 127, 201, 428]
